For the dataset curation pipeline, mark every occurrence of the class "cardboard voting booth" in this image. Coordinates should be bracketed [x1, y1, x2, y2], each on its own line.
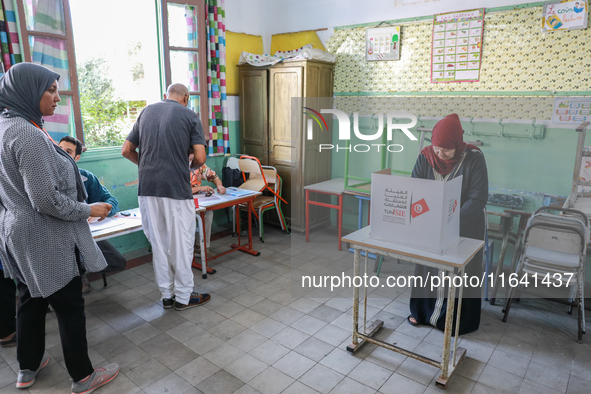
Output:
[370, 169, 463, 254]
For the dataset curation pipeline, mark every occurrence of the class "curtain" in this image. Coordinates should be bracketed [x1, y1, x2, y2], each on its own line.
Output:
[25, 0, 71, 140]
[0, 0, 22, 73]
[205, 0, 229, 156]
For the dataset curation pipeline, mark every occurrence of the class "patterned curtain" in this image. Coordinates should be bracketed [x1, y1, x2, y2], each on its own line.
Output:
[24, 0, 72, 140]
[0, 0, 22, 74]
[205, 0, 229, 156]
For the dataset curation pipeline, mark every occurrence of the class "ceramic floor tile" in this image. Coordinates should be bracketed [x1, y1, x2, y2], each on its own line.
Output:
[224, 354, 268, 383]
[378, 372, 427, 394]
[175, 356, 220, 386]
[143, 372, 193, 394]
[272, 351, 316, 379]
[347, 360, 393, 390]
[196, 370, 244, 394]
[299, 364, 345, 394]
[328, 377, 377, 394]
[248, 367, 295, 394]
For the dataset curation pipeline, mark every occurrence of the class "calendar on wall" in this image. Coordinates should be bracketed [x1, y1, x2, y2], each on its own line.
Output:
[431, 9, 485, 83]
[366, 26, 401, 61]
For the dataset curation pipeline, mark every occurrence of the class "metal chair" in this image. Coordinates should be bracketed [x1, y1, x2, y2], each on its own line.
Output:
[502, 207, 589, 343]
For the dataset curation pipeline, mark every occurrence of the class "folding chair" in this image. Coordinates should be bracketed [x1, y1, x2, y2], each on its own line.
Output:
[502, 207, 589, 343]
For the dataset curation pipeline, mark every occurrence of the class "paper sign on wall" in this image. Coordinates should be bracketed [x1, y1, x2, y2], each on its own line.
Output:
[552, 97, 591, 125]
[370, 170, 462, 254]
[366, 26, 401, 61]
[542, 1, 588, 32]
[431, 8, 485, 83]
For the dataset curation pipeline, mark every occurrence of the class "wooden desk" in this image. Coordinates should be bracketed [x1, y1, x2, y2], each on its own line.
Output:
[192, 188, 261, 279]
[342, 227, 484, 389]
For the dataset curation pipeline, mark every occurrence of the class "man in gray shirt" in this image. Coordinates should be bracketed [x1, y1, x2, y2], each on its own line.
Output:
[122, 83, 210, 310]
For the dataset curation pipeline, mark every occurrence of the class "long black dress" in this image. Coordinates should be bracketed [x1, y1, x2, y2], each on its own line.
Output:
[409, 147, 488, 335]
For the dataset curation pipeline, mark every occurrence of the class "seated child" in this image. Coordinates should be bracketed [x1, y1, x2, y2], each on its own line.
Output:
[190, 151, 225, 252]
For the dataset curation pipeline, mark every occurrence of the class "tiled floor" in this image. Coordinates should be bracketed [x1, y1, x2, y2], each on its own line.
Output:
[0, 227, 590, 394]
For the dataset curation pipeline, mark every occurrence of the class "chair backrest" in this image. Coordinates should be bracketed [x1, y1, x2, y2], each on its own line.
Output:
[523, 208, 589, 257]
[262, 165, 281, 202]
[238, 156, 267, 192]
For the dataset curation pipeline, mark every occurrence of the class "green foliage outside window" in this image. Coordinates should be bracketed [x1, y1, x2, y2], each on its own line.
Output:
[78, 58, 129, 148]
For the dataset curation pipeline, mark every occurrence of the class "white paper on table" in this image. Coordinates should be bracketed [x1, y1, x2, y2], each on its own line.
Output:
[89, 217, 127, 233]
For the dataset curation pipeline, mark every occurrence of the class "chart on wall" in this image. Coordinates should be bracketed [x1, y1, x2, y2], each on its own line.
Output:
[552, 98, 591, 125]
[366, 26, 401, 61]
[431, 9, 484, 83]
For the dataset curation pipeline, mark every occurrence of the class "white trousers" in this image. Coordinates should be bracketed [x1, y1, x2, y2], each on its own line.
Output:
[139, 196, 195, 305]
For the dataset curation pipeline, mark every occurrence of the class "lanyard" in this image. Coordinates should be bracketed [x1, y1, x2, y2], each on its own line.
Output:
[30, 120, 57, 145]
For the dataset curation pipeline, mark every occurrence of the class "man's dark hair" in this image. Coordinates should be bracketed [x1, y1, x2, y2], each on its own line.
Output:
[59, 136, 84, 156]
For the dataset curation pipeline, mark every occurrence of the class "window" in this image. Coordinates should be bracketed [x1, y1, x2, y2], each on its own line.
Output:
[160, 0, 208, 134]
[16, 0, 208, 147]
[16, 0, 82, 142]
[69, 0, 161, 148]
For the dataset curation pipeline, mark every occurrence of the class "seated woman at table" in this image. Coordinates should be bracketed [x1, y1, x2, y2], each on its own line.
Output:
[408, 113, 488, 335]
[189, 148, 226, 253]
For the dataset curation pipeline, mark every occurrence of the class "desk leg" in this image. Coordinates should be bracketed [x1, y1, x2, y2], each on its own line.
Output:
[347, 247, 383, 353]
[436, 273, 466, 389]
[306, 190, 310, 243]
[338, 195, 343, 251]
[357, 198, 363, 230]
[490, 217, 511, 305]
[232, 199, 261, 257]
[191, 212, 216, 278]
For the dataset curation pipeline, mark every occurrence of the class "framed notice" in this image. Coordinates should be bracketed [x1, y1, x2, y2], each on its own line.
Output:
[366, 26, 401, 61]
[431, 8, 484, 83]
[552, 98, 591, 125]
[542, 1, 588, 32]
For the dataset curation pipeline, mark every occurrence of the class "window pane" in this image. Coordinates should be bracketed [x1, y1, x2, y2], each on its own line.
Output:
[189, 95, 200, 117]
[171, 50, 199, 92]
[44, 95, 74, 141]
[167, 3, 198, 48]
[29, 36, 70, 89]
[70, 0, 160, 148]
[23, 0, 66, 34]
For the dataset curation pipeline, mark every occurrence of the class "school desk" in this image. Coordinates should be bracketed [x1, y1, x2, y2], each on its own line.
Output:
[192, 187, 262, 279]
[342, 227, 484, 389]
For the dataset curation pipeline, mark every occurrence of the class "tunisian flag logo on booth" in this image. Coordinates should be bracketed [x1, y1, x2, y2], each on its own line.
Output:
[411, 198, 430, 218]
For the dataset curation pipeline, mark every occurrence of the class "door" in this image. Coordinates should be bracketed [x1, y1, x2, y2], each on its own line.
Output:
[239, 68, 268, 164]
[268, 66, 304, 223]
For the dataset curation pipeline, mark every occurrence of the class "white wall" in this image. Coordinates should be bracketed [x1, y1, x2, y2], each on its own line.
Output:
[247, 0, 536, 53]
[224, 0, 268, 36]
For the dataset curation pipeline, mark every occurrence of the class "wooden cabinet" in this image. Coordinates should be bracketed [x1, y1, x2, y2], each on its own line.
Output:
[238, 60, 335, 233]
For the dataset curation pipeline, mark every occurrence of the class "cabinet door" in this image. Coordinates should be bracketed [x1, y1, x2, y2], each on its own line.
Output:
[268, 66, 304, 223]
[239, 69, 268, 164]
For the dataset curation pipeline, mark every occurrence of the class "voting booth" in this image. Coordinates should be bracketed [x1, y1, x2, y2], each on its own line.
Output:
[370, 169, 462, 254]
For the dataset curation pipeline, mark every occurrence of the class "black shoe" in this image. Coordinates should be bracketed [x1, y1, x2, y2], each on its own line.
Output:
[162, 297, 175, 309]
[174, 293, 210, 311]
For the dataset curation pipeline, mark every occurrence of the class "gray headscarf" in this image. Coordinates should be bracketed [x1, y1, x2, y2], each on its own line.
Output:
[0, 63, 87, 202]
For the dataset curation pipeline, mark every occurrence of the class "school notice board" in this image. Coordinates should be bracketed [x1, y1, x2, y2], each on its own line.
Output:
[552, 98, 591, 125]
[431, 8, 484, 83]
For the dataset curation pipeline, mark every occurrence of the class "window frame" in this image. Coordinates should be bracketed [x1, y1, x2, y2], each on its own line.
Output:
[16, 0, 84, 143]
[160, 0, 209, 133]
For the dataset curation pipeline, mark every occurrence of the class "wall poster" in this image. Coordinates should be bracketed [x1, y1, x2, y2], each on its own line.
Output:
[431, 8, 484, 83]
[366, 26, 401, 61]
[542, 1, 588, 32]
[552, 97, 591, 125]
